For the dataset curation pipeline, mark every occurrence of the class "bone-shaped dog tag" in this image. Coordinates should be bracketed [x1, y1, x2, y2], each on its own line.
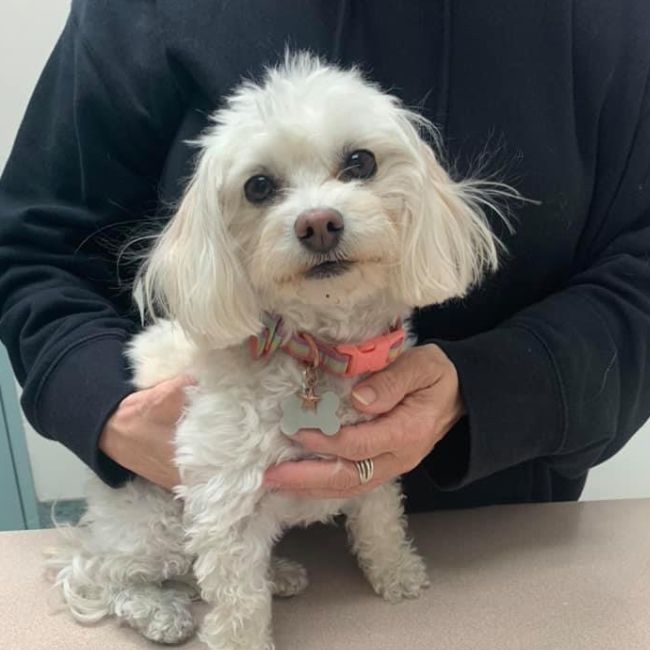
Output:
[280, 392, 341, 436]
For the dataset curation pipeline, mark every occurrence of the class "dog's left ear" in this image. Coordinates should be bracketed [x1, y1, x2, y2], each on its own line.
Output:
[396, 127, 502, 308]
[139, 152, 261, 348]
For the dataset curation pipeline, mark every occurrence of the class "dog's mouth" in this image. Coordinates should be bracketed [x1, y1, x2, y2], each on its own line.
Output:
[304, 260, 353, 279]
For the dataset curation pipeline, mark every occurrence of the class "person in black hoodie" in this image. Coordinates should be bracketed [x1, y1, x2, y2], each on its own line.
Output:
[1, 0, 649, 512]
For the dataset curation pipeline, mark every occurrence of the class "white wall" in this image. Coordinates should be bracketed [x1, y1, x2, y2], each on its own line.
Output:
[582, 421, 650, 501]
[1, 0, 649, 503]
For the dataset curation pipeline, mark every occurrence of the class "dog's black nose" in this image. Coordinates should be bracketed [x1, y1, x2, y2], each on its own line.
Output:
[294, 208, 344, 253]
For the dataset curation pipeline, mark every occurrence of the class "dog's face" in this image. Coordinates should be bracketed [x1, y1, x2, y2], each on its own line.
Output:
[142, 54, 500, 347]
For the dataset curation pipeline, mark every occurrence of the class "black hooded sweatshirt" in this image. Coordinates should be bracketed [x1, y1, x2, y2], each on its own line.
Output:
[1, 0, 650, 512]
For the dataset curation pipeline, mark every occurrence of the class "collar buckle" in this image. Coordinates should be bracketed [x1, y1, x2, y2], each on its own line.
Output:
[335, 328, 405, 377]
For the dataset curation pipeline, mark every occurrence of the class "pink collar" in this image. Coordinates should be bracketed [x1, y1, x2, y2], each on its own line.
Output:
[249, 313, 406, 377]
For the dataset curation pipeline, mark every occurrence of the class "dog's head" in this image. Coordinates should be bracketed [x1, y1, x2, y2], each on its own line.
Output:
[141, 53, 503, 347]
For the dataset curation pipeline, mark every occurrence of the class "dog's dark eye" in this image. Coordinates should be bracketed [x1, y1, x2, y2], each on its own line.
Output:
[340, 149, 377, 182]
[244, 175, 277, 204]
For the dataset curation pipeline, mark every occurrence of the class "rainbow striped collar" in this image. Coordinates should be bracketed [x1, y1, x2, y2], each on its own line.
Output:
[249, 313, 406, 377]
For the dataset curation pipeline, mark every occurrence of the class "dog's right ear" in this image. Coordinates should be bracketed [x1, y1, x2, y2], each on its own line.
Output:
[139, 152, 261, 349]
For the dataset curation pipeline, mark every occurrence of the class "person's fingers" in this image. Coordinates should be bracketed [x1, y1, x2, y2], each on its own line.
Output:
[100, 376, 196, 492]
[350, 345, 442, 415]
[263, 452, 396, 497]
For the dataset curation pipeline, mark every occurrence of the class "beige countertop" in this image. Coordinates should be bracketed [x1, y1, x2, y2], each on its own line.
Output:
[1, 499, 649, 649]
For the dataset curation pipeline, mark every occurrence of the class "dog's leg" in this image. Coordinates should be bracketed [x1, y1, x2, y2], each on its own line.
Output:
[184, 486, 279, 650]
[111, 583, 196, 644]
[343, 480, 430, 602]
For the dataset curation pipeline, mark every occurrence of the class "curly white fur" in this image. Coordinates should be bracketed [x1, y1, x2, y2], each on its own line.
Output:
[47, 53, 506, 649]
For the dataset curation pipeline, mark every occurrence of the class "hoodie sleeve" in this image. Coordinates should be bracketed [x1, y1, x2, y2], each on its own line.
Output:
[0, 0, 186, 485]
[426, 58, 650, 490]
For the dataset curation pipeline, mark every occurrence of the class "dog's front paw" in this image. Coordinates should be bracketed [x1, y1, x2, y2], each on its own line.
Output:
[366, 552, 430, 603]
[270, 557, 309, 597]
[143, 604, 196, 645]
[115, 586, 196, 645]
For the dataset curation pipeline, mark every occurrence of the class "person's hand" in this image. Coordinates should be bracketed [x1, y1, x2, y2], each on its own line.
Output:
[264, 344, 464, 498]
[98, 375, 196, 490]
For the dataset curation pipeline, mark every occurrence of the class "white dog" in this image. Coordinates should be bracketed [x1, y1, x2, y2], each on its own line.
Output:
[47, 54, 504, 649]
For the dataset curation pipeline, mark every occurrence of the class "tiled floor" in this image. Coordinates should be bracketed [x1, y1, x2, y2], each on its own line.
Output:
[37, 500, 86, 528]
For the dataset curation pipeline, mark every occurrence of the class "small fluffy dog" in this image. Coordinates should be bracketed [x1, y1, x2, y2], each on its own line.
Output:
[48, 54, 503, 649]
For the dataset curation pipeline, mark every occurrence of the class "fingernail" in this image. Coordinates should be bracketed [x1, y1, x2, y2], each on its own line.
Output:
[352, 386, 376, 406]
